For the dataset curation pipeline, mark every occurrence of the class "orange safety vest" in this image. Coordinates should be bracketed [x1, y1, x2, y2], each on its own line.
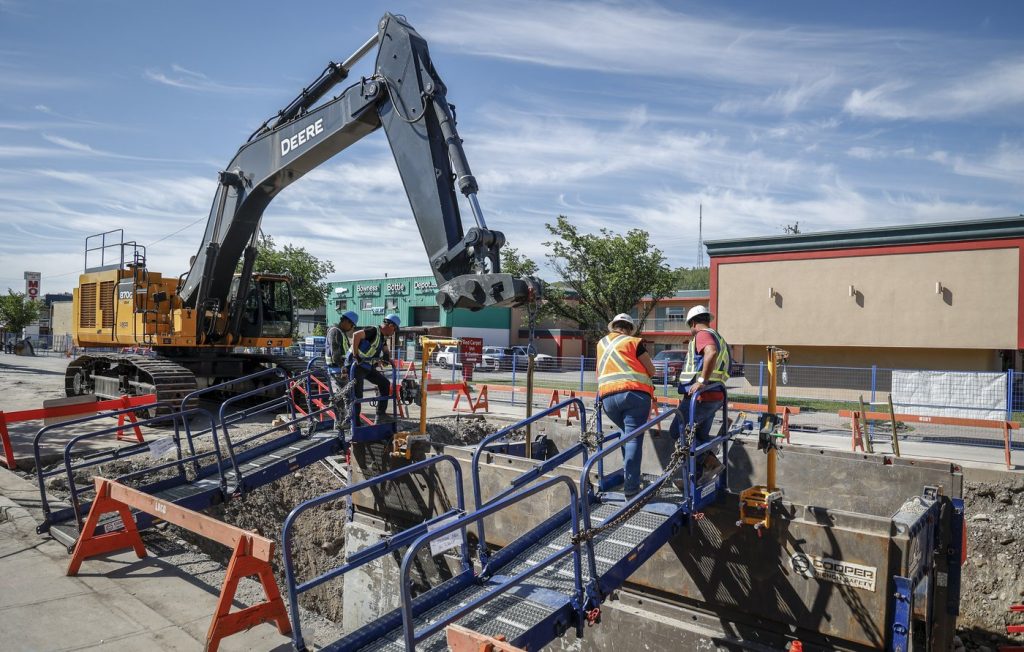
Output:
[596, 333, 654, 398]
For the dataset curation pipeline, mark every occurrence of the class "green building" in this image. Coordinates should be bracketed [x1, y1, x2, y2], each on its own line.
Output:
[326, 274, 512, 346]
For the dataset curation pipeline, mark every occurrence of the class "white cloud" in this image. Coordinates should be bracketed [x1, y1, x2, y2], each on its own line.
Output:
[844, 58, 1024, 120]
[144, 66, 273, 94]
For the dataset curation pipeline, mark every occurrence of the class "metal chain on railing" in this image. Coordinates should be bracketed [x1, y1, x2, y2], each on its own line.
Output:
[571, 417, 695, 546]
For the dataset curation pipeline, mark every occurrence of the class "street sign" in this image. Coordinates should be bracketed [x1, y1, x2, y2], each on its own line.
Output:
[24, 271, 41, 302]
[461, 337, 483, 381]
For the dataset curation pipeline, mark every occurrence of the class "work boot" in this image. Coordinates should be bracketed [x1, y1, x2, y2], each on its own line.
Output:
[701, 454, 725, 482]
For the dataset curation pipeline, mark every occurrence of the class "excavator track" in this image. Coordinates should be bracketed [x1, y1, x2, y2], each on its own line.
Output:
[65, 354, 199, 409]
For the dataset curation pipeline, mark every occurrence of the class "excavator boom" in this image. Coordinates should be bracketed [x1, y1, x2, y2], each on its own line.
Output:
[178, 13, 537, 327]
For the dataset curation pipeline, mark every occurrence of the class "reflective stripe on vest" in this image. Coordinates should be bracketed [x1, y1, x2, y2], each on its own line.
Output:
[357, 327, 383, 360]
[597, 333, 653, 397]
[684, 327, 731, 384]
[325, 326, 350, 365]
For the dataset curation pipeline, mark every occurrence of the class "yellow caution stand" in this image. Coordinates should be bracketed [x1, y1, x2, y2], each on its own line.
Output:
[392, 336, 460, 460]
[738, 346, 789, 533]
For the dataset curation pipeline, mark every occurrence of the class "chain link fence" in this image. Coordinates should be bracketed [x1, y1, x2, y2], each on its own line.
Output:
[394, 348, 1022, 455]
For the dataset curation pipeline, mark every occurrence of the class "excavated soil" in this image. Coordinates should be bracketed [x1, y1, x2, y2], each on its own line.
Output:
[955, 475, 1024, 651]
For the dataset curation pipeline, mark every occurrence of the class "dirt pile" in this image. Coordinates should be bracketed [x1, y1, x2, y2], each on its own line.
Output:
[957, 475, 1024, 649]
[191, 463, 349, 621]
[423, 415, 508, 447]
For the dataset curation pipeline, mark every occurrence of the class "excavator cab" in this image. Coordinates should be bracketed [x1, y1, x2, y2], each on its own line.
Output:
[232, 274, 295, 341]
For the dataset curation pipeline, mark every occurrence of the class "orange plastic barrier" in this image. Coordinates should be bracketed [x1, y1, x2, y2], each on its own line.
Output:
[841, 409, 1019, 469]
[68, 478, 290, 652]
[0, 393, 155, 469]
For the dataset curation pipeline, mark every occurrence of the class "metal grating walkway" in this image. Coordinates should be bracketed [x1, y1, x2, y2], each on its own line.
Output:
[351, 497, 679, 651]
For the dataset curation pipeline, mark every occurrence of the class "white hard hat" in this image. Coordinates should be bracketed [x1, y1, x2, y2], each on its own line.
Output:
[607, 313, 636, 334]
[685, 305, 713, 324]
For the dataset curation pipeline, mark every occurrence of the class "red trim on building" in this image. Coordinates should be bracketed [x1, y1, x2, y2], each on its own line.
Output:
[710, 237, 1024, 349]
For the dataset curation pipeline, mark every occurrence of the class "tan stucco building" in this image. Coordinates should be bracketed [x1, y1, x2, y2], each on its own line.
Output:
[707, 216, 1024, 371]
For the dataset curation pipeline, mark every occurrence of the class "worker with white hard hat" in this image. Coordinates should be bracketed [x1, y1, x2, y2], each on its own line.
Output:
[671, 304, 731, 487]
[596, 312, 657, 498]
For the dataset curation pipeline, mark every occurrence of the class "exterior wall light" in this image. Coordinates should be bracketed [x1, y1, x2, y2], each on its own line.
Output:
[848, 285, 856, 297]
[768, 287, 776, 299]
[935, 282, 943, 294]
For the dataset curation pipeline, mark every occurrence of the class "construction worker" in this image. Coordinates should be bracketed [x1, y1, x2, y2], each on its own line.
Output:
[325, 311, 359, 427]
[597, 313, 657, 498]
[672, 305, 730, 487]
[350, 313, 401, 424]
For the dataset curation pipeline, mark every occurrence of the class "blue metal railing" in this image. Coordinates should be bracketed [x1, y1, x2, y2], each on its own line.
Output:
[580, 387, 731, 585]
[31, 403, 217, 533]
[282, 455, 467, 652]
[61, 407, 223, 530]
[470, 397, 589, 559]
[398, 475, 584, 650]
[214, 372, 337, 492]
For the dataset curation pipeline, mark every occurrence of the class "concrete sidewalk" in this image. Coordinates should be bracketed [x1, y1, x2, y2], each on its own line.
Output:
[0, 470, 293, 651]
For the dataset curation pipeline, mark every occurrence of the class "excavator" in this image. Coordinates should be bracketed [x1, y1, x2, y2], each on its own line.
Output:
[67, 13, 539, 404]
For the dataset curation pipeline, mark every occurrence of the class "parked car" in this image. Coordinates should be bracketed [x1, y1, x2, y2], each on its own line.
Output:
[651, 349, 687, 383]
[500, 345, 556, 371]
[434, 345, 499, 371]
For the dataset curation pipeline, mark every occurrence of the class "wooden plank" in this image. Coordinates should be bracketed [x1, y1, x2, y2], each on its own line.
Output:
[729, 402, 800, 415]
[42, 395, 99, 426]
[99, 478, 275, 562]
[839, 409, 1020, 430]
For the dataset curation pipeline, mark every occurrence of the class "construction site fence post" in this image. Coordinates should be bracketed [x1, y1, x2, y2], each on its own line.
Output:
[757, 361, 764, 405]
[510, 355, 517, 405]
[579, 355, 584, 393]
[1007, 369, 1014, 421]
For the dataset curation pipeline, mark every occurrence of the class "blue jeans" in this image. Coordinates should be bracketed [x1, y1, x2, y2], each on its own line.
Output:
[671, 399, 724, 477]
[602, 390, 653, 495]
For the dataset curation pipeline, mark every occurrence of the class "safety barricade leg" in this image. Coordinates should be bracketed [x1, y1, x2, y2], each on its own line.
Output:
[207, 535, 291, 652]
[66, 481, 147, 576]
[547, 389, 561, 416]
[452, 383, 477, 414]
[474, 385, 490, 413]
[115, 395, 145, 442]
[851, 411, 865, 452]
[564, 391, 580, 425]
[0, 414, 15, 469]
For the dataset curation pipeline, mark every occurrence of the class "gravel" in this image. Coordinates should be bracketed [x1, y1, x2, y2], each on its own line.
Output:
[957, 475, 1024, 649]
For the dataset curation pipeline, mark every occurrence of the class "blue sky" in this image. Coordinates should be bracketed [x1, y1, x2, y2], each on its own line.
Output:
[1, 0, 1022, 295]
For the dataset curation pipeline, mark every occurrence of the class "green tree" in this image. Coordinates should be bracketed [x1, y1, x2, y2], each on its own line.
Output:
[0, 290, 43, 337]
[249, 234, 336, 310]
[500, 246, 540, 278]
[673, 266, 709, 290]
[542, 215, 674, 341]
[312, 322, 326, 337]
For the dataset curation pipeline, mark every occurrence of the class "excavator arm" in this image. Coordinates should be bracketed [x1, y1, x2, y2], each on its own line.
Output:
[178, 13, 538, 341]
